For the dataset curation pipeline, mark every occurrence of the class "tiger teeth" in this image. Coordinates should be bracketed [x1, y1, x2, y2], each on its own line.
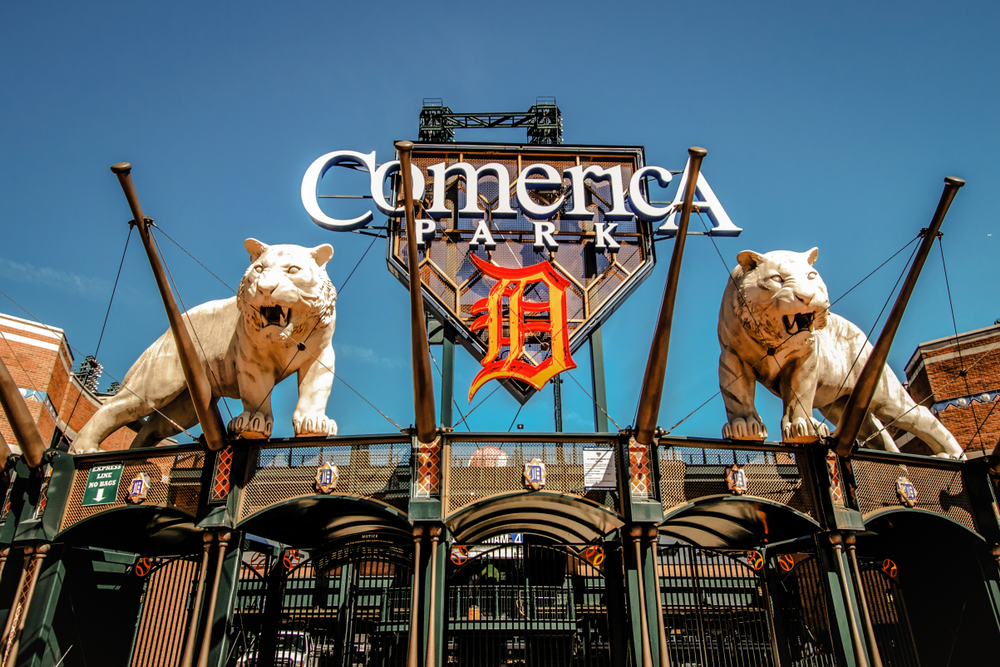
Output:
[783, 312, 815, 335]
[260, 306, 290, 327]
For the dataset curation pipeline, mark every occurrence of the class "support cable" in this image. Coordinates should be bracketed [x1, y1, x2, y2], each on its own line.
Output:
[664, 213, 924, 437]
[62, 226, 135, 437]
[0, 289, 201, 442]
[939, 238, 984, 450]
[428, 347, 471, 432]
[150, 229, 234, 422]
[156, 221, 402, 432]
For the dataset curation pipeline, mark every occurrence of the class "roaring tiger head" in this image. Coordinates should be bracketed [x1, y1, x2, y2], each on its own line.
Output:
[237, 238, 337, 341]
[729, 248, 830, 349]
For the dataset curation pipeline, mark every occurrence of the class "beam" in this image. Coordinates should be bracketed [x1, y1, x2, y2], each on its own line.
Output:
[0, 356, 46, 468]
[633, 147, 706, 446]
[833, 176, 964, 457]
[395, 143, 438, 444]
[110, 163, 228, 452]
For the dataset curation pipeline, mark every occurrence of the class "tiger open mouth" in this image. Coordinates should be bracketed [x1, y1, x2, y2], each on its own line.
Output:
[260, 305, 291, 328]
[783, 312, 815, 335]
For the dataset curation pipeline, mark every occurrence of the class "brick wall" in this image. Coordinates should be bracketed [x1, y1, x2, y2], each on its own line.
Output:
[0, 312, 139, 453]
[904, 324, 1000, 456]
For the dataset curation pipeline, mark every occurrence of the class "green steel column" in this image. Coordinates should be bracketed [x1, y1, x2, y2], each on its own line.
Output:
[603, 535, 632, 667]
[204, 534, 243, 667]
[590, 330, 609, 433]
[8, 549, 58, 667]
[423, 527, 445, 667]
[816, 533, 861, 667]
[440, 327, 455, 429]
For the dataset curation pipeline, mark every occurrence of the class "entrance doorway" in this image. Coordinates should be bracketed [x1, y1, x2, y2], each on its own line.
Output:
[445, 538, 612, 667]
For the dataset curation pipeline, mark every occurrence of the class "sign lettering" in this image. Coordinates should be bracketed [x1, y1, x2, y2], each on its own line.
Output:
[82, 464, 124, 507]
[302, 149, 741, 240]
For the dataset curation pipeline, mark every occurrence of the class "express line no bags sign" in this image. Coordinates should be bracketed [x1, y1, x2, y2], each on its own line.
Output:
[81, 464, 124, 506]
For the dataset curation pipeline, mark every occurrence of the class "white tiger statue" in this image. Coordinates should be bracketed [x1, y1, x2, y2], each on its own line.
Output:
[717, 247, 963, 458]
[72, 239, 338, 452]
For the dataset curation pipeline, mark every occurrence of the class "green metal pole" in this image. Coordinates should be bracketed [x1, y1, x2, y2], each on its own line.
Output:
[590, 330, 610, 433]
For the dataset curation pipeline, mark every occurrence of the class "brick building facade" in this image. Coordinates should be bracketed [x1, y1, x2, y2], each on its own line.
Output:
[903, 323, 1000, 456]
[0, 312, 137, 453]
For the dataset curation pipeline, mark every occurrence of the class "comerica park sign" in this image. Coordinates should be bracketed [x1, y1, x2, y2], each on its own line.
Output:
[302, 143, 741, 402]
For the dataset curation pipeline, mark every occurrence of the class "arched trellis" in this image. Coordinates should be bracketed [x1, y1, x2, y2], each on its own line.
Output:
[235, 494, 412, 549]
[445, 491, 624, 545]
[659, 494, 822, 549]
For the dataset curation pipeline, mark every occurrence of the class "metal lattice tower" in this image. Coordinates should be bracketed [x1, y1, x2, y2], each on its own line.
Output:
[418, 97, 563, 144]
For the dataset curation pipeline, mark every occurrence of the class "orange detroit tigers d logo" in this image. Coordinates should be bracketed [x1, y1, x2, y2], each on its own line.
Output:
[468, 255, 577, 400]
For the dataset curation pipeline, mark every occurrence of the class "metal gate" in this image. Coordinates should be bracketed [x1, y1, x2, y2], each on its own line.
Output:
[234, 542, 413, 667]
[656, 545, 775, 667]
[856, 557, 919, 667]
[771, 554, 837, 667]
[445, 539, 611, 667]
[131, 555, 202, 667]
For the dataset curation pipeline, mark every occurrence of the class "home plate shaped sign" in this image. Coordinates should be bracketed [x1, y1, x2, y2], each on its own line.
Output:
[304, 142, 739, 402]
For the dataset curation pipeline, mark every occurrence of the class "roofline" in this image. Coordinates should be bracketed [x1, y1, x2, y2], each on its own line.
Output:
[905, 323, 1000, 379]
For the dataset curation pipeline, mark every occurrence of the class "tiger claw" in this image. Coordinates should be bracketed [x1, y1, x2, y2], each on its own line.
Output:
[781, 418, 827, 444]
[228, 411, 273, 439]
[722, 416, 767, 441]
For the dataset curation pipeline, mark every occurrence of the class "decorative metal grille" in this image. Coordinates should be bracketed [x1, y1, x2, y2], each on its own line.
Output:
[772, 554, 838, 666]
[238, 439, 411, 521]
[2, 555, 36, 664]
[446, 541, 611, 667]
[235, 542, 413, 667]
[211, 446, 233, 502]
[131, 556, 201, 667]
[656, 545, 776, 667]
[0, 471, 14, 524]
[852, 455, 975, 531]
[658, 446, 819, 520]
[857, 557, 920, 667]
[61, 449, 205, 531]
[445, 437, 619, 515]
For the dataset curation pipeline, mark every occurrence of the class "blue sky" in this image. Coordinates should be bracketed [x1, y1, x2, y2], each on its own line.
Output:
[1, 2, 997, 442]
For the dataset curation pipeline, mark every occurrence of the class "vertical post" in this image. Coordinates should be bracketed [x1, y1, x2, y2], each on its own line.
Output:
[845, 535, 884, 667]
[553, 376, 564, 433]
[407, 526, 424, 667]
[630, 527, 654, 667]
[590, 331, 609, 432]
[180, 534, 214, 667]
[829, 533, 869, 667]
[197, 532, 231, 667]
[645, 527, 671, 667]
[425, 527, 441, 667]
[109, 163, 228, 452]
[440, 436, 451, 517]
[0, 554, 28, 660]
[3, 545, 47, 667]
[440, 327, 455, 429]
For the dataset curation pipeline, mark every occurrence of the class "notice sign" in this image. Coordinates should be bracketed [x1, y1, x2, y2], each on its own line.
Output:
[584, 448, 617, 490]
[82, 464, 124, 507]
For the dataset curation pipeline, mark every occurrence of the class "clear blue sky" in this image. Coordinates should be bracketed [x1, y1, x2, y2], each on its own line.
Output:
[1, 2, 997, 441]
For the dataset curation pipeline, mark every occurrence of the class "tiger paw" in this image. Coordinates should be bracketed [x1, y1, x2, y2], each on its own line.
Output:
[781, 417, 828, 444]
[228, 411, 273, 439]
[293, 413, 338, 437]
[722, 416, 767, 441]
